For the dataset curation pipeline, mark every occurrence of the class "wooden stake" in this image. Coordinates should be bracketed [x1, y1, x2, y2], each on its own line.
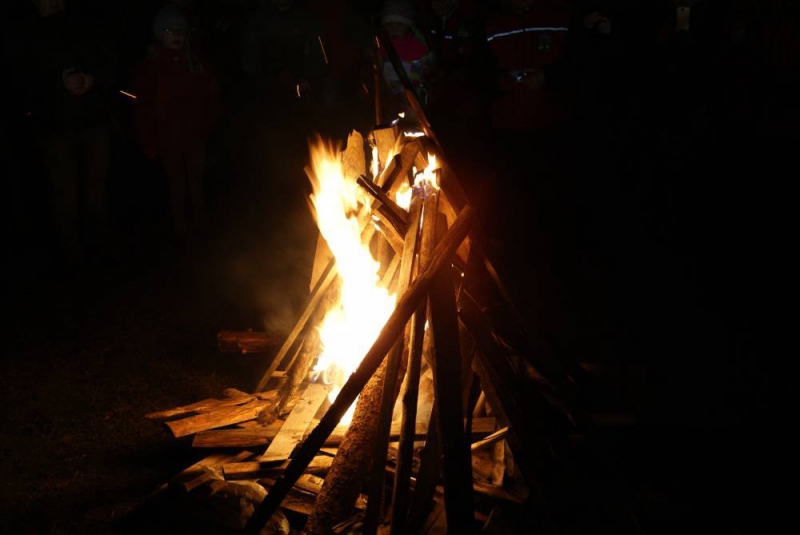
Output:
[390, 190, 438, 534]
[427, 212, 475, 534]
[243, 206, 474, 535]
[363, 194, 423, 534]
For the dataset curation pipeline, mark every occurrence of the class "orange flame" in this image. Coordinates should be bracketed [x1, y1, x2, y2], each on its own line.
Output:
[306, 137, 397, 422]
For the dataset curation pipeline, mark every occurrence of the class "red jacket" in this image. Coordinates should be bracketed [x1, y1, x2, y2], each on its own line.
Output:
[133, 48, 219, 155]
[486, 2, 570, 130]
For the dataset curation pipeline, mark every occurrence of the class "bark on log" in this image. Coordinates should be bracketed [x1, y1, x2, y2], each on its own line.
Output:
[302, 359, 392, 535]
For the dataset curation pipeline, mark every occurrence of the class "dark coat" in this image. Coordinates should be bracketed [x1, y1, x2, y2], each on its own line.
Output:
[132, 47, 219, 156]
[4, 9, 118, 133]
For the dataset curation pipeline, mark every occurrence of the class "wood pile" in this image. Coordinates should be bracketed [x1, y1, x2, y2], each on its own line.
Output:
[141, 32, 641, 534]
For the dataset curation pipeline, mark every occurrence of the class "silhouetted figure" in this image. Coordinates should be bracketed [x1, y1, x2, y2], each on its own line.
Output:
[378, 0, 436, 116]
[5, 0, 119, 263]
[132, 5, 220, 241]
[423, 0, 490, 138]
[483, 0, 573, 233]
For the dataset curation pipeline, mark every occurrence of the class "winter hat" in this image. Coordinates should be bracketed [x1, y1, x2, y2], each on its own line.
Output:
[381, 1, 415, 27]
[152, 5, 189, 35]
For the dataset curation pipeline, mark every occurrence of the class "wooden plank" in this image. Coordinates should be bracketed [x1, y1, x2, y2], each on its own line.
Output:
[372, 124, 399, 173]
[258, 384, 330, 463]
[244, 207, 475, 535]
[166, 399, 271, 438]
[193, 421, 284, 448]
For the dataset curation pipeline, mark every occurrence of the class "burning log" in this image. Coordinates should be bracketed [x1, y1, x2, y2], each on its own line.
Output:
[356, 175, 409, 235]
[243, 206, 474, 535]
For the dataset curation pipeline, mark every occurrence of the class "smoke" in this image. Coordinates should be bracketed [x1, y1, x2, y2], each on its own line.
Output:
[210, 118, 323, 338]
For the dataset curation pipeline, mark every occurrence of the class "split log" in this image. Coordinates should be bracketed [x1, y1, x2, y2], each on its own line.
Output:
[356, 176, 409, 234]
[165, 399, 272, 438]
[243, 206, 475, 535]
[146, 394, 270, 420]
[217, 330, 281, 354]
[372, 124, 399, 172]
[370, 215, 406, 254]
[193, 421, 284, 448]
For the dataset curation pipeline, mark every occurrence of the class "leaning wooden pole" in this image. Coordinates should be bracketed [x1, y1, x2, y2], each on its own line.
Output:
[361, 195, 423, 534]
[244, 207, 475, 535]
[390, 191, 439, 533]
[427, 212, 475, 533]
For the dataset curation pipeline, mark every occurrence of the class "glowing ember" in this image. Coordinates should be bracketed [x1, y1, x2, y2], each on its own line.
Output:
[306, 137, 397, 423]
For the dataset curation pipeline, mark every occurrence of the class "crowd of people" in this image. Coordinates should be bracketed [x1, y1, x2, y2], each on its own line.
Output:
[2, 0, 798, 268]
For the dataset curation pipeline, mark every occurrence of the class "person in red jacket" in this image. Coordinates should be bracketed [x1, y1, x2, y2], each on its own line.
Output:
[485, 0, 571, 131]
[133, 5, 219, 241]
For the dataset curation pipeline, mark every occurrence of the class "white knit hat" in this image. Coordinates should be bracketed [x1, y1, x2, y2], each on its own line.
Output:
[381, 1, 415, 27]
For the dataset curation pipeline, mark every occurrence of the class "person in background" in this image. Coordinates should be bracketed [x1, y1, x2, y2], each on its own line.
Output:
[485, 0, 572, 132]
[422, 0, 489, 125]
[4, 0, 119, 263]
[378, 0, 436, 115]
[132, 5, 220, 242]
[482, 0, 574, 251]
